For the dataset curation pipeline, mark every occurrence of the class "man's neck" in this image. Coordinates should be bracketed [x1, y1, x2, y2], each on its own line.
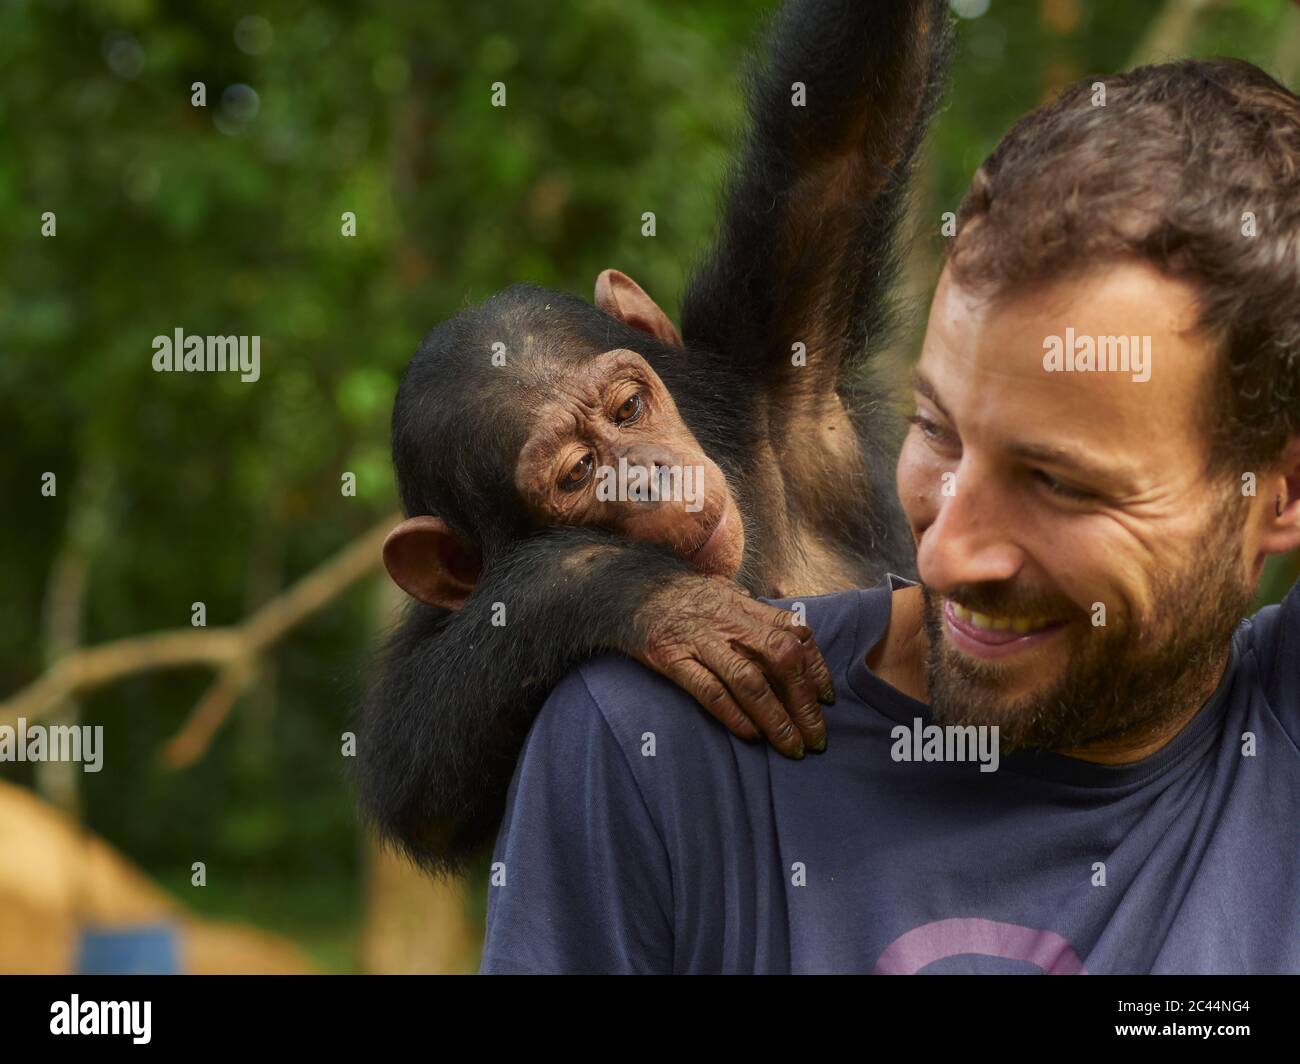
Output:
[865, 585, 929, 701]
[865, 585, 1230, 767]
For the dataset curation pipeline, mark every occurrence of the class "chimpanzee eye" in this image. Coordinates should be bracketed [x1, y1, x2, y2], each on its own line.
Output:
[558, 453, 594, 491]
[614, 392, 643, 425]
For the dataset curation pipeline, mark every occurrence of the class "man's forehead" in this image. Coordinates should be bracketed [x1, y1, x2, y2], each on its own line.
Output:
[917, 263, 1215, 436]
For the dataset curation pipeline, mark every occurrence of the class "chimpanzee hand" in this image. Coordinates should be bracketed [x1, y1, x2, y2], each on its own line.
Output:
[632, 576, 835, 758]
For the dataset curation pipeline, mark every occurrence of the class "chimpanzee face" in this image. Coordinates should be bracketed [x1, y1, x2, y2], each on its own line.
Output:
[514, 348, 744, 578]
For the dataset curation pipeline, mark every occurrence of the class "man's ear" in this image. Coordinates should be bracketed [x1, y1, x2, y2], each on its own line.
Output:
[1258, 437, 1300, 557]
[382, 516, 483, 611]
[594, 268, 682, 347]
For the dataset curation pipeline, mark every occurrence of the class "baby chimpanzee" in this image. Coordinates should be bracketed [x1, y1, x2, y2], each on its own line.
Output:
[355, 0, 951, 875]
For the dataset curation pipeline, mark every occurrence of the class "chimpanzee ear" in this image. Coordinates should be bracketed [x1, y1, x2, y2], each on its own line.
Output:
[594, 268, 683, 347]
[382, 516, 483, 611]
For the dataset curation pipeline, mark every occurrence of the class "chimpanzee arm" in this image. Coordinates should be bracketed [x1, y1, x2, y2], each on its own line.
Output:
[680, 0, 952, 394]
[353, 526, 834, 875]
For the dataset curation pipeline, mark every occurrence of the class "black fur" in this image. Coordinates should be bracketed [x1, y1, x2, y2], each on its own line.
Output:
[352, 0, 953, 876]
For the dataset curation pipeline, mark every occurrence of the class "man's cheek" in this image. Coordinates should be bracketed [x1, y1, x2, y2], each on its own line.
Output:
[896, 437, 945, 535]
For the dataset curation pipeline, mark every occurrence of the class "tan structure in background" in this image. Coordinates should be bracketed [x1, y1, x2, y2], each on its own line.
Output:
[360, 835, 478, 974]
[0, 780, 313, 974]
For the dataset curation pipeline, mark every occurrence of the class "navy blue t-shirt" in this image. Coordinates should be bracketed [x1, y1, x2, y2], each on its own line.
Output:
[481, 576, 1300, 973]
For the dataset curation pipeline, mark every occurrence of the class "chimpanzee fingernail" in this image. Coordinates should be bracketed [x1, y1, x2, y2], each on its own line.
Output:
[811, 734, 828, 753]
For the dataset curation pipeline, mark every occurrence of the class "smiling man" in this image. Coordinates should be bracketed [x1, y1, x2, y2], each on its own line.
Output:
[481, 58, 1300, 974]
[889, 263, 1272, 765]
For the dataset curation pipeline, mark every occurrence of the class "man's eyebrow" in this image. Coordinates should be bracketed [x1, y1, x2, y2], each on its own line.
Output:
[1004, 441, 1122, 486]
[910, 368, 1127, 489]
[909, 369, 951, 419]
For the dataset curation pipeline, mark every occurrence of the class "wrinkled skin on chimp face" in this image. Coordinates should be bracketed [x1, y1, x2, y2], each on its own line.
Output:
[514, 348, 745, 578]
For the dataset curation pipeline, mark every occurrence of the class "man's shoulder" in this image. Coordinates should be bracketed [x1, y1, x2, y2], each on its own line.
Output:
[1240, 577, 1297, 669]
[762, 583, 879, 625]
[766, 577, 906, 668]
[527, 581, 892, 796]
[561, 652, 733, 759]
[568, 582, 882, 732]
[1238, 576, 1300, 735]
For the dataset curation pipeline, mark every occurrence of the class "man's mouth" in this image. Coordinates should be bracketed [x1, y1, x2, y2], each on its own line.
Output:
[943, 599, 1068, 660]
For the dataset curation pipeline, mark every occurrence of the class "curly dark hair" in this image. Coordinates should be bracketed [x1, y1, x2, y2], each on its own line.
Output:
[948, 57, 1300, 476]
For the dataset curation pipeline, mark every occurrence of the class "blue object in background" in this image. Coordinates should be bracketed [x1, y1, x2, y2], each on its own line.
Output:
[75, 923, 182, 974]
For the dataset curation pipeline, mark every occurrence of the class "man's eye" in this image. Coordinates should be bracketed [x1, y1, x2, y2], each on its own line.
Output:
[906, 413, 953, 445]
[1033, 469, 1095, 502]
[559, 454, 594, 491]
[614, 393, 643, 425]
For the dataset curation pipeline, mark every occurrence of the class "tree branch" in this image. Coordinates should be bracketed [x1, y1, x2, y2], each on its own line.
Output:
[159, 658, 258, 770]
[1, 514, 399, 729]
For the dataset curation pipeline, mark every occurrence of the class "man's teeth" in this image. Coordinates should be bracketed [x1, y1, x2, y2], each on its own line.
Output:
[951, 602, 1056, 634]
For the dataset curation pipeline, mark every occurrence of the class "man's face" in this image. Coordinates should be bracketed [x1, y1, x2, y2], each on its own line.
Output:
[896, 260, 1260, 753]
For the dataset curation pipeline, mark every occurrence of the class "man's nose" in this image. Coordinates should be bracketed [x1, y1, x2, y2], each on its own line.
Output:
[916, 462, 1025, 592]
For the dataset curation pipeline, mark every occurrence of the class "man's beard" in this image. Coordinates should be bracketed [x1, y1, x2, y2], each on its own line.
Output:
[919, 508, 1253, 754]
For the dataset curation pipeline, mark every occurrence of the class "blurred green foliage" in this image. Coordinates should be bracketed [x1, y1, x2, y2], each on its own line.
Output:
[1, 0, 1296, 968]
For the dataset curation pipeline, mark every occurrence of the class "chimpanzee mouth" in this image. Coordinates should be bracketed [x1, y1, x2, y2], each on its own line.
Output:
[685, 502, 730, 566]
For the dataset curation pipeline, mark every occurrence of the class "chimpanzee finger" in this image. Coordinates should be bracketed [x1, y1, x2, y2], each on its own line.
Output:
[718, 599, 828, 742]
[799, 635, 837, 706]
[776, 616, 837, 705]
[667, 659, 761, 742]
[753, 624, 828, 753]
[749, 608, 835, 703]
[696, 642, 804, 759]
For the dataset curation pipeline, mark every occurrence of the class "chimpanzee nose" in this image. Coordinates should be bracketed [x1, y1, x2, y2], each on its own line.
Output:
[621, 445, 681, 471]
